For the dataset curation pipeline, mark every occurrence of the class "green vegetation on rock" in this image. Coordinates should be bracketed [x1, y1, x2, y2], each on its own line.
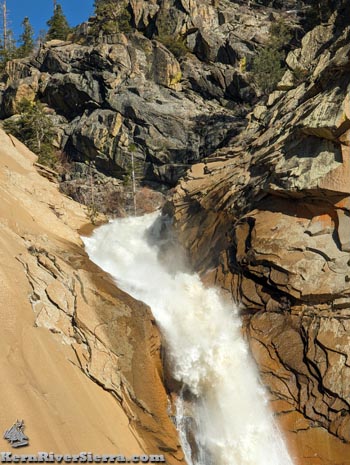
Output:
[252, 19, 292, 95]
[252, 46, 285, 94]
[93, 0, 132, 34]
[3, 100, 56, 168]
[156, 34, 188, 59]
[269, 19, 293, 50]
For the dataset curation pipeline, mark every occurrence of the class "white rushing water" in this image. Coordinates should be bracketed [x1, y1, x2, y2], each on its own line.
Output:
[82, 213, 294, 465]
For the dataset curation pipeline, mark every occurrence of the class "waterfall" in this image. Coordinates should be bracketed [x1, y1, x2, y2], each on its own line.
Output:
[82, 213, 294, 465]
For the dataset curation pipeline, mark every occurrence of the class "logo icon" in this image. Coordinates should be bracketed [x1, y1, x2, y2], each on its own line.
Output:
[3, 420, 29, 448]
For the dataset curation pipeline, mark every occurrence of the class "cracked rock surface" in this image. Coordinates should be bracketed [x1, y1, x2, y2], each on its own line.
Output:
[0, 0, 292, 186]
[0, 128, 183, 462]
[166, 4, 350, 464]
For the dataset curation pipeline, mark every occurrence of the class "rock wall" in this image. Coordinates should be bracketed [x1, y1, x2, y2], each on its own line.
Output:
[166, 6, 350, 465]
[2, 1, 350, 462]
[0, 128, 183, 462]
[0, 0, 293, 186]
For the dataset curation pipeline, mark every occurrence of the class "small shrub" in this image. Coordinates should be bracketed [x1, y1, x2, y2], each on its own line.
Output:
[252, 46, 285, 94]
[170, 70, 182, 86]
[251, 18, 292, 94]
[157, 34, 188, 59]
[93, 0, 132, 35]
[269, 19, 292, 50]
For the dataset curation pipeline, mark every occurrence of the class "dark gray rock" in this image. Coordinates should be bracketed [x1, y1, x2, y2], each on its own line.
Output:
[42, 72, 103, 118]
[0, 0, 290, 185]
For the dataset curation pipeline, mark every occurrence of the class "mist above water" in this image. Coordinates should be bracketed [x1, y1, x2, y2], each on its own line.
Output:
[82, 213, 293, 465]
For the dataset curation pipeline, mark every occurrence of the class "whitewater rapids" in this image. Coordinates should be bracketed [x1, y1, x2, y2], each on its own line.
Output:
[82, 213, 294, 465]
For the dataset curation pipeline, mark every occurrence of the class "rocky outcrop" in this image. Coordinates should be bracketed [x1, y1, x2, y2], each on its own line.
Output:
[0, 0, 296, 186]
[0, 128, 183, 462]
[2, 1, 346, 461]
[166, 6, 350, 464]
[1, 36, 242, 186]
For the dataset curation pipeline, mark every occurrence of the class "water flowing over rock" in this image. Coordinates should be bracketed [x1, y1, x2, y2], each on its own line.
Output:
[166, 3, 350, 464]
[2, 1, 350, 463]
[0, 128, 183, 462]
[83, 213, 294, 465]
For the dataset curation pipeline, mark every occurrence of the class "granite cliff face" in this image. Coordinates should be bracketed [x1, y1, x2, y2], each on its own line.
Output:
[2, 0, 350, 463]
[166, 3, 350, 464]
[0, 129, 184, 462]
[0, 0, 296, 186]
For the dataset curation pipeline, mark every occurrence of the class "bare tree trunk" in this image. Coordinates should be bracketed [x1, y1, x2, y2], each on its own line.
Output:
[131, 152, 137, 216]
[36, 128, 41, 154]
[90, 163, 95, 207]
[2, 0, 7, 51]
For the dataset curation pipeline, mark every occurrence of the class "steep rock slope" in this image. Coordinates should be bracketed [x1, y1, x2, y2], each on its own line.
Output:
[0, 0, 293, 186]
[166, 4, 350, 464]
[0, 129, 183, 463]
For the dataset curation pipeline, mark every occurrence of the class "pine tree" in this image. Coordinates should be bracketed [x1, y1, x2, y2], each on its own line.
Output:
[3, 100, 56, 167]
[46, 4, 71, 41]
[17, 17, 34, 58]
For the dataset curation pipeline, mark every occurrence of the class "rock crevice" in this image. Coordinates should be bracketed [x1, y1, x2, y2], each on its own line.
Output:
[166, 5, 350, 464]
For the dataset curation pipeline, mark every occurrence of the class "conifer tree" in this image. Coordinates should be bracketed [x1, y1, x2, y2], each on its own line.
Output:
[3, 100, 56, 167]
[18, 17, 34, 58]
[46, 4, 71, 41]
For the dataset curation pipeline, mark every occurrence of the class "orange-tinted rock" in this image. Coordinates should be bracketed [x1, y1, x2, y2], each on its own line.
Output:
[0, 129, 184, 463]
[166, 6, 350, 464]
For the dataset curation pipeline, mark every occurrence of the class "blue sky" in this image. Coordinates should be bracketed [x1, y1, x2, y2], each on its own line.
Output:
[7, 0, 95, 42]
